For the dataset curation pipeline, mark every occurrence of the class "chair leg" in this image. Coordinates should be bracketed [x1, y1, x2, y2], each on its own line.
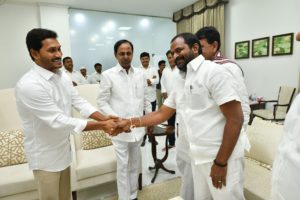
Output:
[138, 173, 142, 190]
[72, 191, 77, 200]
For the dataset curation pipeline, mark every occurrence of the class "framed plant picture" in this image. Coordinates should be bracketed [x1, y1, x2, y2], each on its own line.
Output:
[235, 40, 250, 59]
[272, 33, 294, 56]
[252, 37, 269, 57]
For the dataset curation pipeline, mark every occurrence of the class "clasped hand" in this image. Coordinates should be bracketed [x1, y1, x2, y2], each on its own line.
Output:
[101, 117, 132, 136]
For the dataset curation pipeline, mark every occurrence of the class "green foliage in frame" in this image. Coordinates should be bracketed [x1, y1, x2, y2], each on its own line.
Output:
[272, 33, 294, 56]
[252, 37, 269, 58]
[235, 40, 250, 59]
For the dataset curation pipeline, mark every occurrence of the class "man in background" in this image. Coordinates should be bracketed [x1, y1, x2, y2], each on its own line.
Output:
[88, 62, 102, 84]
[139, 52, 159, 146]
[97, 40, 152, 200]
[271, 32, 300, 200]
[80, 67, 88, 79]
[160, 50, 179, 150]
[195, 26, 251, 128]
[16, 28, 119, 200]
[156, 60, 166, 108]
[63, 56, 87, 86]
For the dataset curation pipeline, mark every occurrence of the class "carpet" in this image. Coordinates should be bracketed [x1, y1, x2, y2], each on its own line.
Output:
[104, 177, 181, 200]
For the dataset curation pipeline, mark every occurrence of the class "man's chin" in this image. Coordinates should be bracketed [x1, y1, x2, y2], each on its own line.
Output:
[177, 64, 187, 73]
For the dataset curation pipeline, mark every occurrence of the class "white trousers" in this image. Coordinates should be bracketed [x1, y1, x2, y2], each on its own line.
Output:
[176, 130, 194, 200]
[191, 158, 245, 200]
[112, 139, 142, 200]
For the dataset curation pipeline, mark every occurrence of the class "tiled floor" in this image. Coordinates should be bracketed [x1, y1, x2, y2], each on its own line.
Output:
[77, 132, 180, 200]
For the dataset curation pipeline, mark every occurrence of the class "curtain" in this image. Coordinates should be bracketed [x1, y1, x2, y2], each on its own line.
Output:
[174, 0, 227, 53]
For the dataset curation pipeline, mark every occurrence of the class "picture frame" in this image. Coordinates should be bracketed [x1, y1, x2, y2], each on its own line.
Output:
[235, 40, 250, 59]
[252, 37, 269, 57]
[272, 33, 294, 56]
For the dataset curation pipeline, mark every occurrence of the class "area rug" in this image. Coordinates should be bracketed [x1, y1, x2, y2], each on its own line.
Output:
[104, 177, 181, 200]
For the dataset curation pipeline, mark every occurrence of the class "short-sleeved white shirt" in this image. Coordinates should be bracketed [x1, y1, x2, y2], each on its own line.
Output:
[164, 55, 245, 165]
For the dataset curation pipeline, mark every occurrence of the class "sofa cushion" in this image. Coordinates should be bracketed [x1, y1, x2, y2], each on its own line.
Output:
[244, 158, 271, 200]
[245, 118, 283, 166]
[75, 145, 117, 180]
[81, 130, 112, 150]
[0, 163, 36, 197]
[0, 130, 27, 167]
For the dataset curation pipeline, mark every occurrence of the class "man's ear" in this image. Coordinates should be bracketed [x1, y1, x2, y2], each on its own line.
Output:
[30, 49, 39, 61]
[192, 43, 200, 55]
[212, 41, 219, 52]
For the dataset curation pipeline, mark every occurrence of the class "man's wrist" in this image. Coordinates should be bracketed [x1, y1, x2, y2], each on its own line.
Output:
[213, 159, 227, 168]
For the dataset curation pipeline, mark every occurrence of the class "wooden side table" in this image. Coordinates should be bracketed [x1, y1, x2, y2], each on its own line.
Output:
[148, 125, 175, 183]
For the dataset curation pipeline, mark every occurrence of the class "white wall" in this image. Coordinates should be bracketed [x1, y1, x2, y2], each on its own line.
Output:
[0, 2, 71, 89]
[225, 0, 300, 100]
[0, 3, 39, 89]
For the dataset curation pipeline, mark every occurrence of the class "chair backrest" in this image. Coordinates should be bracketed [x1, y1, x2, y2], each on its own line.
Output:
[277, 86, 296, 113]
[72, 84, 100, 118]
[72, 84, 100, 150]
[0, 88, 23, 131]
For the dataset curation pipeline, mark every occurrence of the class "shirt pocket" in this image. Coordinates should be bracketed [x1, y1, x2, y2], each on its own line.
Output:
[186, 84, 208, 109]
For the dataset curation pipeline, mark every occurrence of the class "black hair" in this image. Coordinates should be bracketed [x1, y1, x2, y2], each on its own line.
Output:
[94, 63, 102, 68]
[171, 32, 201, 54]
[158, 60, 166, 66]
[62, 56, 72, 63]
[166, 50, 172, 56]
[140, 52, 150, 58]
[195, 26, 221, 51]
[26, 28, 57, 61]
[114, 39, 134, 55]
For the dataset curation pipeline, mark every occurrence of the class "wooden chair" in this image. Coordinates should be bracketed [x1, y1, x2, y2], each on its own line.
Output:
[252, 86, 296, 121]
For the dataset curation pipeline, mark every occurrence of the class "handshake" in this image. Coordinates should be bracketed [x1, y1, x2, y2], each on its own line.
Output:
[99, 116, 153, 137]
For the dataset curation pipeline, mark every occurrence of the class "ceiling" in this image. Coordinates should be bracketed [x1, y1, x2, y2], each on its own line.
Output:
[6, 0, 198, 18]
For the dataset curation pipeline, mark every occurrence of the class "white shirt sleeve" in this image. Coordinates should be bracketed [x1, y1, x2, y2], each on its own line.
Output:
[161, 70, 166, 93]
[97, 73, 118, 116]
[149, 68, 159, 85]
[16, 83, 87, 133]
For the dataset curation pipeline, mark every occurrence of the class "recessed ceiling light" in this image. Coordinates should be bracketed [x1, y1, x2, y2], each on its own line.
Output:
[88, 48, 96, 51]
[118, 27, 132, 31]
[106, 36, 114, 40]
[96, 43, 105, 46]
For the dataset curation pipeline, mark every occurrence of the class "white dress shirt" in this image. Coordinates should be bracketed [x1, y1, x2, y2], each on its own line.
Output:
[65, 69, 88, 85]
[87, 72, 102, 84]
[139, 65, 159, 102]
[213, 52, 250, 127]
[97, 64, 152, 142]
[15, 64, 97, 171]
[160, 66, 179, 95]
[164, 55, 246, 165]
[272, 94, 300, 200]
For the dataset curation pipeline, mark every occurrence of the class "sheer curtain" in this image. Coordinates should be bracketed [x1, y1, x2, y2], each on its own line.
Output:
[173, 0, 227, 53]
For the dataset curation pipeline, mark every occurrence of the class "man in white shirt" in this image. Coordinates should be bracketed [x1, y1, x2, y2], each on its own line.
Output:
[195, 26, 251, 128]
[271, 32, 300, 200]
[160, 50, 179, 149]
[63, 56, 88, 86]
[16, 28, 120, 200]
[117, 33, 246, 200]
[80, 67, 88, 79]
[139, 52, 159, 146]
[88, 63, 102, 84]
[97, 40, 152, 200]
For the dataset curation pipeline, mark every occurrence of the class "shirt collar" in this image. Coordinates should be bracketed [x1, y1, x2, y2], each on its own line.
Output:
[33, 63, 60, 80]
[187, 54, 205, 72]
[116, 63, 134, 73]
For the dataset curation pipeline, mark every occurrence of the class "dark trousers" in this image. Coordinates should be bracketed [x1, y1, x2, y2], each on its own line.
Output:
[167, 113, 176, 146]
